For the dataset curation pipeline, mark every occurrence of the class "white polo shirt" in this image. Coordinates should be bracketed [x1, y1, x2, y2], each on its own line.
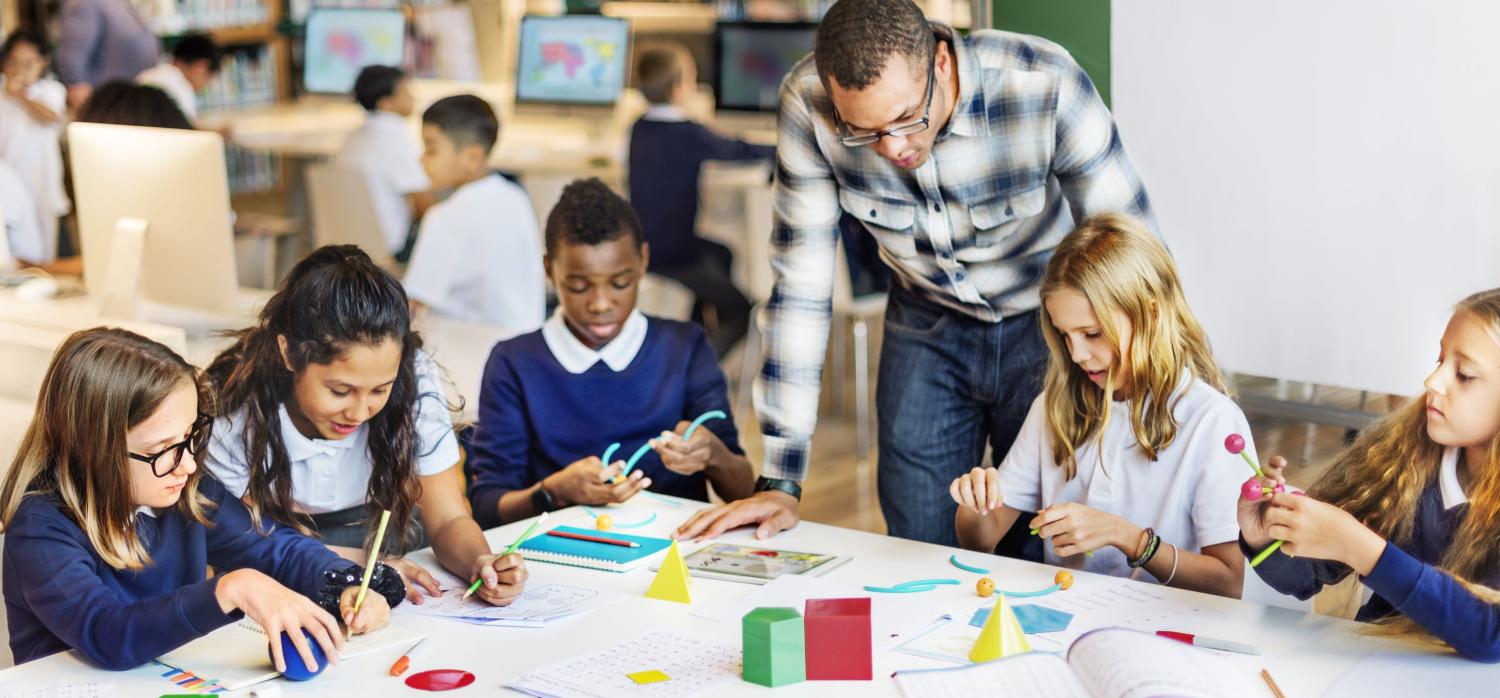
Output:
[403, 173, 545, 330]
[204, 351, 460, 514]
[136, 62, 197, 119]
[334, 111, 430, 253]
[996, 375, 1249, 581]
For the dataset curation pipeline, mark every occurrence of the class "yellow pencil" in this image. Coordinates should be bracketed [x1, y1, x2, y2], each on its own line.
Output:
[347, 509, 391, 641]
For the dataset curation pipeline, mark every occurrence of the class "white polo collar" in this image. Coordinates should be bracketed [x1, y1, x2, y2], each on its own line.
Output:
[277, 403, 360, 463]
[1440, 446, 1468, 511]
[542, 309, 648, 374]
[643, 105, 689, 122]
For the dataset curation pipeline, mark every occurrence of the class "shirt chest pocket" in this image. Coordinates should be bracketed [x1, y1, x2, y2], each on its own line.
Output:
[838, 187, 918, 258]
[958, 184, 1050, 263]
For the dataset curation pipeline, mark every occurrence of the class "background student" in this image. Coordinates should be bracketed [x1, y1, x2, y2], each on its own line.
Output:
[403, 95, 545, 330]
[0, 328, 403, 672]
[335, 65, 433, 261]
[205, 246, 528, 607]
[627, 44, 773, 358]
[467, 178, 754, 528]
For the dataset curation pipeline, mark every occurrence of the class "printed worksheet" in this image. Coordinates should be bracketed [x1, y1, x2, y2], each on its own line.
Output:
[399, 567, 623, 626]
[508, 630, 740, 698]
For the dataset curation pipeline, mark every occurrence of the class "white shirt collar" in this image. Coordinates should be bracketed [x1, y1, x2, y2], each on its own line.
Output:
[277, 403, 361, 463]
[643, 105, 689, 122]
[135, 505, 156, 518]
[1440, 446, 1469, 511]
[542, 309, 648, 374]
[366, 110, 407, 129]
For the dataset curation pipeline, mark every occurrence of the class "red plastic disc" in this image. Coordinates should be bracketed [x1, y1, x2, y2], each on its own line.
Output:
[405, 669, 477, 692]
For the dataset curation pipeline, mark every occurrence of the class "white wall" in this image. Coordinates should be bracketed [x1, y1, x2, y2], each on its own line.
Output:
[1112, 0, 1500, 396]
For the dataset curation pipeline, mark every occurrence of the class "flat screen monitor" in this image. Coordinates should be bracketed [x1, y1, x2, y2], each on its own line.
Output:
[515, 15, 630, 106]
[68, 123, 239, 316]
[303, 8, 407, 94]
[714, 21, 816, 113]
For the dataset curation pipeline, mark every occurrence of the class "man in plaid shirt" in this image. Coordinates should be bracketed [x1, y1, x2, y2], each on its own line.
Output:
[678, 0, 1156, 545]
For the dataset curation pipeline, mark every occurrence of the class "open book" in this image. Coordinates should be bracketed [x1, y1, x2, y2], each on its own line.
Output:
[892, 628, 1265, 698]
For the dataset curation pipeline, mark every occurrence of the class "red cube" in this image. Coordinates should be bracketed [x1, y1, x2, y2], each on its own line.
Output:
[803, 598, 872, 680]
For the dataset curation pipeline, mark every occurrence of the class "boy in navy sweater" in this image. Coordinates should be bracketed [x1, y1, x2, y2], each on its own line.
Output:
[466, 178, 755, 528]
[627, 45, 774, 358]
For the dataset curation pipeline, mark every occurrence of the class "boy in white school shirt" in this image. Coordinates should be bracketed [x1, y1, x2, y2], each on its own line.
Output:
[135, 33, 219, 121]
[403, 95, 545, 331]
[334, 65, 433, 259]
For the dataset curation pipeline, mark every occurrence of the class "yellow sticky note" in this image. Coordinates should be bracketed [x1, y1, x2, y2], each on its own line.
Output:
[627, 669, 671, 685]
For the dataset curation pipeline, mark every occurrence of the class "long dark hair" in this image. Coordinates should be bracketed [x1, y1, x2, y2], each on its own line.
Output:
[207, 246, 425, 551]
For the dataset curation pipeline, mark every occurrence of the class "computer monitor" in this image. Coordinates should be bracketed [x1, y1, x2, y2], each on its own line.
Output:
[714, 21, 816, 113]
[68, 123, 240, 316]
[303, 8, 407, 94]
[515, 15, 630, 106]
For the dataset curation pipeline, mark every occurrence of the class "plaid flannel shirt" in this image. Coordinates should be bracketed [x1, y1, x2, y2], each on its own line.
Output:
[756, 23, 1157, 482]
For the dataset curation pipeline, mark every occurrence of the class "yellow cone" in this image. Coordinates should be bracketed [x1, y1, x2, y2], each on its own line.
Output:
[969, 593, 1030, 662]
[644, 540, 692, 603]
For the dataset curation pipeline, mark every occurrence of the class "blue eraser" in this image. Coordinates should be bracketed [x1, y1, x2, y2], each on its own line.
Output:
[268, 629, 327, 681]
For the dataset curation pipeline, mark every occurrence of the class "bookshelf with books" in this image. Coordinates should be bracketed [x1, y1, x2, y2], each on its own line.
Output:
[150, 0, 288, 194]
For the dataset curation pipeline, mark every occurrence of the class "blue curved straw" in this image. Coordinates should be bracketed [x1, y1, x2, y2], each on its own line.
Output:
[640, 491, 684, 507]
[602, 442, 621, 466]
[999, 583, 1062, 599]
[949, 554, 991, 575]
[682, 410, 727, 441]
[621, 442, 655, 478]
[863, 578, 961, 593]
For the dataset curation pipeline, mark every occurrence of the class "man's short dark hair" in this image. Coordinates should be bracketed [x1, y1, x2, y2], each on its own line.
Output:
[353, 65, 405, 111]
[0, 29, 51, 62]
[544, 178, 643, 255]
[422, 95, 499, 154]
[171, 33, 222, 74]
[814, 0, 935, 90]
[635, 47, 683, 105]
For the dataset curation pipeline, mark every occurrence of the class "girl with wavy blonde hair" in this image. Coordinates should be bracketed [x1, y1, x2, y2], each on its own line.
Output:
[951, 213, 1247, 598]
[1243, 288, 1500, 661]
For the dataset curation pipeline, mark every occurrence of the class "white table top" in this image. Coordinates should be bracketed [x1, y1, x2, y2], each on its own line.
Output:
[0, 494, 1436, 697]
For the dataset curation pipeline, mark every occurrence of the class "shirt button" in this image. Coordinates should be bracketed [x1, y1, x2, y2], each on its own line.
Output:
[869, 209, 878, 218]
[1005, 205, 1014, 216]
[932, 203, 941, 212]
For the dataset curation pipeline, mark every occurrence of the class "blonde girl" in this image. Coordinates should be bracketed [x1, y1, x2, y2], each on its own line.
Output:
[1242, 288, 1500, 662]
[1, 328, 403, 671]
[950, 213, 1246, 598]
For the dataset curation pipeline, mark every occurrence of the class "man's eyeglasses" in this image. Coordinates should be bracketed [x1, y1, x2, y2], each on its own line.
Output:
[833, 61, 936, 147]
[129, 414, 211, 478]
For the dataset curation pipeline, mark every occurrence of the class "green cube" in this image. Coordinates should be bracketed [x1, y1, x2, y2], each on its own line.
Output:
[742, 607, 806, 687]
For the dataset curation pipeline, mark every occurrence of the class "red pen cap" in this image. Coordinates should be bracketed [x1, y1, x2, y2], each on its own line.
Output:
[1156, 631, 1194, 644]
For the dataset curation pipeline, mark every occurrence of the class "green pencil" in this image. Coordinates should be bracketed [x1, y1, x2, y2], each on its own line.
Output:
[463, 511, 548, 600]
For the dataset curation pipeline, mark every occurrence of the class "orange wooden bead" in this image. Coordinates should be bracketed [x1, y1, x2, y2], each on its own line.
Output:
[1055, 571, 1073, 590]
[976, 577, 995, 597]
[595, 515, 613, 531]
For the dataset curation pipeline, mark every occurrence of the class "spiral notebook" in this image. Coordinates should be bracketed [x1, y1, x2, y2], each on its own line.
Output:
[517, 526, 674, 572]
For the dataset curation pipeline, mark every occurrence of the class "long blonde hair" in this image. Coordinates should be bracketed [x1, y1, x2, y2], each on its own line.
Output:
[1039, 213, 1227, 479]
[1314, 288, 1500, 642]
[0, 328, 214, 570]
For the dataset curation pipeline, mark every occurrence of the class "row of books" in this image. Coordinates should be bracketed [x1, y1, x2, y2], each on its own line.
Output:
[199, 45, 278, 113]
[148, 0, 272, 35]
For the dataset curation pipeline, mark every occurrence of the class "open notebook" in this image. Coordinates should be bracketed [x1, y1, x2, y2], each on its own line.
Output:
[517, 526, 673, 572]
[892, 628, 1265, 698]
[155, 619, 424, 691]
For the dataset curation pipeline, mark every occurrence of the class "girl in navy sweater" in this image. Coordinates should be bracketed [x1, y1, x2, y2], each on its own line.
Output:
[1241, 287, 1500, 662]
[0, 328, 403, 671]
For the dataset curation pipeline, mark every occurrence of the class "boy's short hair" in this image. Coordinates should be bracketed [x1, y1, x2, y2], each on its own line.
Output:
[545, 178, 643, 255]
[171, 33, 222, 74]
[635, 46, 685, 105]
[0, 29, 51, 62]
[353, 65, 405, 111]
[422, 95, 499, 154]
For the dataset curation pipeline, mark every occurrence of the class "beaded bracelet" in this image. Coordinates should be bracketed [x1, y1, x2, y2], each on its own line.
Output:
[1128, 527, 1162, 569]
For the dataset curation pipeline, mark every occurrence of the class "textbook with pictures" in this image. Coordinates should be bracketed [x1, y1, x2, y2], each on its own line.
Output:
[892, 628, 1264, 698]
[670, 543, 851, 584]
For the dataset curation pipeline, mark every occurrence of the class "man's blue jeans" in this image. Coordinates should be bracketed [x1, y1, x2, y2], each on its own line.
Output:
[876, 285, 1049, 548]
